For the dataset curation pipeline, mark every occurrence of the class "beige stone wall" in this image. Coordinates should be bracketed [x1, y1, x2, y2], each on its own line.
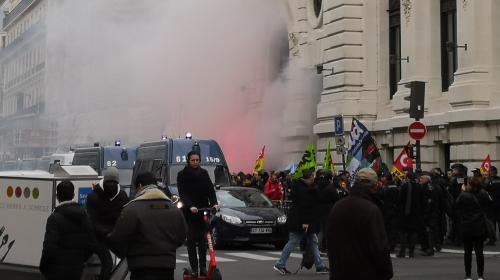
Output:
[287, 0, 500, 173]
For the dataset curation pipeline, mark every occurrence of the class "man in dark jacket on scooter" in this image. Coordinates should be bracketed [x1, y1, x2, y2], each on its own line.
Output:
[108, 172, 187, 280]
[178, 150, 219, 277]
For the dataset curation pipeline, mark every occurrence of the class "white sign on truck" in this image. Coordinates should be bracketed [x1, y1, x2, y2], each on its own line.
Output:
[0, 166, 99, 267]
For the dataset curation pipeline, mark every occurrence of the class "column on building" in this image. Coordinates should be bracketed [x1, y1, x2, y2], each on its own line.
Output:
[447, 0, 500, 169]
[389, 0, 445, 171]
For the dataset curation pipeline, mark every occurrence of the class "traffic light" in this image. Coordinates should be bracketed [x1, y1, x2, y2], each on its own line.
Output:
[404, 81, 425, 119]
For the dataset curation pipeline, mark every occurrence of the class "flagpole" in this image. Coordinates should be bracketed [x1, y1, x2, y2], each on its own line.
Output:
[416, 118, 421, 172]
[342, 153, 346, 171]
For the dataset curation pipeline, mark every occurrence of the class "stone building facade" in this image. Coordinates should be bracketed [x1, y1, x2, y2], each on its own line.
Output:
[287, 0, 500, 172]
[0, 0, 55, 160]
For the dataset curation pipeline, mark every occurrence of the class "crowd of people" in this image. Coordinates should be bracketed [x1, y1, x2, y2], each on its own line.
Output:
[37, 158, 500, 280]
[232, 163, 498, 280]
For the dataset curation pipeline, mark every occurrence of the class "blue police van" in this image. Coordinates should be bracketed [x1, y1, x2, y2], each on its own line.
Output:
[132, 138, 231, 197]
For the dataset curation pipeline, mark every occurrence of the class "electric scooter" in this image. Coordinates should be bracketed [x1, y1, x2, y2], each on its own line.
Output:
[183, 207, 222, 280]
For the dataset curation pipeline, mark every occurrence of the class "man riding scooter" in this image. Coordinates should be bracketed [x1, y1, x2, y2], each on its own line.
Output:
[178, 150, 220, 278]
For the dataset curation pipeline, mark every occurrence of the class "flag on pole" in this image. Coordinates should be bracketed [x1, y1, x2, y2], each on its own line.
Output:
[346, 118, 382, 183]
[391, 142, 414, 180]
[323, 141, 336, 174]
[293, 144, 316, 179]
[253, 146, 265, 173]
[480, 154, 492, 175]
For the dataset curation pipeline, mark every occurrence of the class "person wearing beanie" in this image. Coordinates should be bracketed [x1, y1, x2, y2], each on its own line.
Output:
[40, 181, 104, 280]
[86, 166, 129, 279]
[327, 168, 393, 280]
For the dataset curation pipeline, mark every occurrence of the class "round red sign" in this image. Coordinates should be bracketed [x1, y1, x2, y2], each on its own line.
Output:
[408, 121, 427, 140]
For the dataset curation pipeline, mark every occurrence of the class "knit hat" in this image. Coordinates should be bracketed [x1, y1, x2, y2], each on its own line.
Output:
[103, 167, 120, 183]
[355, 168, 378, 184]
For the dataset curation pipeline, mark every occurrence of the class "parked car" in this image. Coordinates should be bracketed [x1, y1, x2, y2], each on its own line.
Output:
[211, 187, 288, 249]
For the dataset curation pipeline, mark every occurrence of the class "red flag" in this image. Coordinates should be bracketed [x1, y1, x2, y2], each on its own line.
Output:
[391, 142, 414, 180]
[480, 154, 491, 175]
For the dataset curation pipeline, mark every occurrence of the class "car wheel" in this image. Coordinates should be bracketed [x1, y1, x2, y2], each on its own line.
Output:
[274, 241, 287, 250]
[211, 227, 226, 249]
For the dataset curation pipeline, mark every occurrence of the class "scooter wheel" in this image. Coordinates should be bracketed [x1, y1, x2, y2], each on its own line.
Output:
[211, 267, 222, 280]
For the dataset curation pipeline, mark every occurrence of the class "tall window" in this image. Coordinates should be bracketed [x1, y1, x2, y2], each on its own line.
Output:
[313, 0, 322, 17]
[441, 0, 457, 92]
[389, 0, 401, 99]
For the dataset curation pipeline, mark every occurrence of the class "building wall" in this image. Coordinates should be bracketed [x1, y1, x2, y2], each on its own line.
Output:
[0, 0, 53, 160]
[287, 0, 500, 173]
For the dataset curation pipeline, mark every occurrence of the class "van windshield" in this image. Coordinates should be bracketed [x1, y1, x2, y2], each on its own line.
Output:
[168, 165, 230, 187]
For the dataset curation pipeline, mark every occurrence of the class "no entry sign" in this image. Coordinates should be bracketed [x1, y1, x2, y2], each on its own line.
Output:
[408, 121, 426, 140]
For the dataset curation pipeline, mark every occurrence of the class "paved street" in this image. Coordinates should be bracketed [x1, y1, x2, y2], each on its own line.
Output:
[3, 244, 500, 280]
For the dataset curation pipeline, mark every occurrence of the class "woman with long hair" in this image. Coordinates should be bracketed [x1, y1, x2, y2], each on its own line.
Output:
[456, 176, 493, 280]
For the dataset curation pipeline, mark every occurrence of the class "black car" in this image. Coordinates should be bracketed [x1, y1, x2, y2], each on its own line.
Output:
[211, 187, 288, 249]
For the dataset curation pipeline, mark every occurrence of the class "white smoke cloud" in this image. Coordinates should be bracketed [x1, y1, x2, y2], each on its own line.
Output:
[44, 0, 318, 172]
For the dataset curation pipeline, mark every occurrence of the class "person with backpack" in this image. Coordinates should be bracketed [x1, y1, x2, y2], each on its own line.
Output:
[456, 176, 493, 280]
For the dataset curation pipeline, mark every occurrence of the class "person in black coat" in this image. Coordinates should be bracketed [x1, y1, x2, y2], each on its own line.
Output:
[177, 150, 219, 277]
[86, 167, 129, 279]
[456, 176, 493, 280]
[327, 168, 393, 280]
[108, 172, 187, 280]
[396, 171, 425, 258]
[379, 173, 400, 252]
[40, 181, 103, 280]
[274, 169, 329, 275]
[316, 169, 339, 253]
[486, 166, 500, 245]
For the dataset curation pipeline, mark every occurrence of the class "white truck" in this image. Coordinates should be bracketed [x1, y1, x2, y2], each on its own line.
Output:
[0, 165, 100, 269]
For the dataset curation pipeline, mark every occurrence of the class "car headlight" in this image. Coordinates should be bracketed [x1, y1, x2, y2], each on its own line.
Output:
[221, 214, 242, 225]
[277, 215, 287, 224]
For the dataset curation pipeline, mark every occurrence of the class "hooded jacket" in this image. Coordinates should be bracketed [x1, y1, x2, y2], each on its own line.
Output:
[86, 180, 129, 240]
[264, 179, 284, 201]
[107, 186, 187, 270]
[327, 186, 393, 280]
[40, 202, 99, 279]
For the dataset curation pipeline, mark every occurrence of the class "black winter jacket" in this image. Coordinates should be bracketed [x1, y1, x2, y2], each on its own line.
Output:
[317, 182, 339, 221]
[39, 202, 100, 279]
[86, 184, 129, 241]
[397, 181, 425, 231]
[107, 186, 187, 270]
[456, 189, 493, 238]
[177, 166, 218, 224]
[286, 179, 320, 233]
[327, 187, 393, 280]
[487, 176, 500, 214]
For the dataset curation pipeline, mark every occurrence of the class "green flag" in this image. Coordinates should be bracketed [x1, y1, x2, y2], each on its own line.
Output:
[323, 142, 335, 174]
[293, 144, 316, 179]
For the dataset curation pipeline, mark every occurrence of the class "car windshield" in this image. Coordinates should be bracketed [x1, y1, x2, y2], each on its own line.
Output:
[216, 189, 274, 208]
